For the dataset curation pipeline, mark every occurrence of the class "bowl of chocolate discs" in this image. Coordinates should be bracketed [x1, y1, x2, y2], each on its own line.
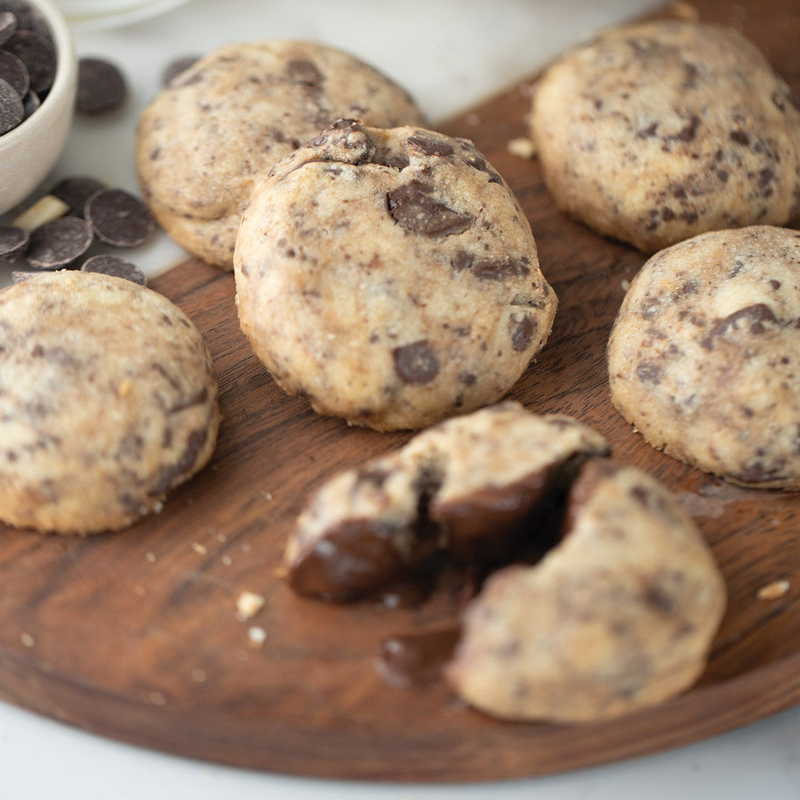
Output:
[0, 0, 77, 215]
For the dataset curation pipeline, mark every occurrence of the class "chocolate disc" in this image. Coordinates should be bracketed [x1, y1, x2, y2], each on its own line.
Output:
[77, 57, 127, 113]
[0, 75, 23, 134]
[85, 188, 154, 247]
[162, 55, 199, 87]
[26, 216, 93, 270]
[0, 48, 29, 97]
[0, 224, 29, 262]
[21, 87, 37, 118]
[3, 29, 55, 94]
[0, 10, 17, 47]
[51, 176, 106, 217]
[81, 253, 146, 285]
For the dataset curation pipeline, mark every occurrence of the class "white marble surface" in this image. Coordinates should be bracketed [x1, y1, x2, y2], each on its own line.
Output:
[2, 1, 800, 797]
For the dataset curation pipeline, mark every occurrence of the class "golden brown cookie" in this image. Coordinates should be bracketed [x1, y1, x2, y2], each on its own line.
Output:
[235, 121, 557, 431]
[447, 459, 726, 723]
[0, 271, 220, 534]
[608, 225, 800, 488]
[137, 40, 425, 268]
[531, 20, 800, 252]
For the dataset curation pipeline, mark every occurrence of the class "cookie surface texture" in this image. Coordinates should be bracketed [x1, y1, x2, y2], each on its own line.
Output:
[0, 271, 220, 534]
[447, 459, 727, 723]
[137, 40, 425, 268]
[235, 122, 557, 431]
[531, 20, 800, 252]
[608, 225, 800, 489]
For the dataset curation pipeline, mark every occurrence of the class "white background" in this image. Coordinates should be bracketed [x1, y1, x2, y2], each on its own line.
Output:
[2, 1, 799, 797]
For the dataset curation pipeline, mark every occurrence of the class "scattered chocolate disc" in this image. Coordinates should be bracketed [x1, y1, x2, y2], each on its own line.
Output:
[3, 29, 55, 94]
[51, 176, 105, 217]
[76, 57, 127, 113]
[0, 75, 23, 134]
[161, 54, 199, 87]
[0, 48, 29, 97]
[81, 253, 146, 285]
[85, 188, 154, 247]
[0, 224, 29, 262]
[0, 11, 17, 47]
[20, 87, 37, 118]
[26, 216, 93, 270]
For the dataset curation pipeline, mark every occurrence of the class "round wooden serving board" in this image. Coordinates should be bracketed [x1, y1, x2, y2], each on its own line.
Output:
[0, 0, 799, 783]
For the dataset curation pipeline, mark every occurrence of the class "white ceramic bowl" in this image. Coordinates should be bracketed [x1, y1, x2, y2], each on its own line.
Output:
[0, 0, 78, 215]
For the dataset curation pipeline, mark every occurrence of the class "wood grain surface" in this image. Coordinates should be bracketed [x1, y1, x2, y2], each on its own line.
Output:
[1, 0, 799, 783]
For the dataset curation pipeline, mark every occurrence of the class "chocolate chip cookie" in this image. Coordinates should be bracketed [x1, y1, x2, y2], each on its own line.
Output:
[608, 225, 800, 488]
[530, 20, 800, 252]
[285, 402, 608, 600]
[235, 121, 557, 431]
[0, 271, 220, 534]
[137, 40, 425, 268]
[447, 459, 726, 723]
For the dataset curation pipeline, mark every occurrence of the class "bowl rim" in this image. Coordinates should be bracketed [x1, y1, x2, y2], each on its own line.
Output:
[0, 0, 77, 152]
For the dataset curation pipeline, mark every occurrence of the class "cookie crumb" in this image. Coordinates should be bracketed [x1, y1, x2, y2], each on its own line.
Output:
[621, 279, 631, 291]
[757, 579, 789, 601]
[149, 691, 167, 706]
[214, 531, 227, 543]
[236, 590, 265, 620]
[670, 1, 701, 20]
[20, 632, 35, 648]
[191, 542, 208, 555]
[146, 551, 157, 563]
[507, 137, 537, 160]
[465, 113, 481, 127]
[259, 490, 274, 501]
[221, 554, 233, 567]
[247, 626, 268, 648]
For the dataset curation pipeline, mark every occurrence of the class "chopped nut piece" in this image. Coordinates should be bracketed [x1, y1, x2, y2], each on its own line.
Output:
[12, 194, 70, 232]
[507, 137, 537, 160]
[757, 579, 790, 601]
[236, 590, 265, 620]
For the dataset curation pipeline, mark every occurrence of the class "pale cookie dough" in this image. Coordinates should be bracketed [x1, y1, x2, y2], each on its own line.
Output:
[447, 459, 726, 723]
[530, 20, 800, 252]
[235, 121, 557, 431]
[137, 40, 425, 268]
[0, 271, 220, 534]
[285, 402, 607, 600]
[608, 225, 800, 489]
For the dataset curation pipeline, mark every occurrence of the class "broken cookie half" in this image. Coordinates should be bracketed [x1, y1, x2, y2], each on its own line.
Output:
[284, 402, 726, 723]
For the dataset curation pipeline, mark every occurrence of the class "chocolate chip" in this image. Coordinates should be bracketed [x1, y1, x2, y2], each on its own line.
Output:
[0, 75, 23, 133]
[510, 313, 536, 351]
[50, 176, 106, 217]
[287, 57, 323, 88]
[81, 254, 146, 285]
[20, 87, 37, 118]
[636, 361, 663, 384]
[729, 129, 750, 147]
[387, 180, 473, 237]
[84, 188, 154, 247]
[0, 224, 28, 262]
[3, 29, 54, 94]
[0, 48, 28, 97]
[162, 54, 199, 87]
[393, 340, 440, 384]
[26, 216, 93, 270]
[76, 57, 127, 113]
[407, 132, 454, 157]
[0, 11, 17, 47]
[700, 303, 780, 349]
[471, 257, 530, 281]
